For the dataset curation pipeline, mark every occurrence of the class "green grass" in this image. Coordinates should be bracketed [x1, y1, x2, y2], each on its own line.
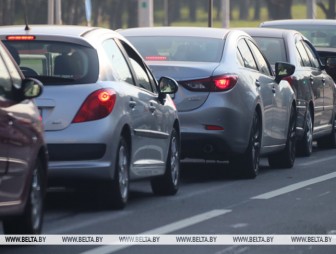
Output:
[155, 3, 328, 28]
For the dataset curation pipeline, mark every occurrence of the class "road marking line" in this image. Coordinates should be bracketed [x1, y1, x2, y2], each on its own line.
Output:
[297, 156, 336, 167]
[80, 209, 231, 254]
[252, 172, 336, 200]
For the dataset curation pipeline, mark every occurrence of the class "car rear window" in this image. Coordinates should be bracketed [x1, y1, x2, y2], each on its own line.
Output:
[263, 24, 336, 48]
[2, 40, 99, 85]
[126, 36, 224, 62]
[253, 37, 287, 65]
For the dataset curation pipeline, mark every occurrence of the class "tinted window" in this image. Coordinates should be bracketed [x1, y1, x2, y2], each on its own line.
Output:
[119, 40, 157, 93]
[3, 40, 99, 85]
[126, 36, 224, 62]
[102, 39, 134, 85]
[253, 37, 287, 65]
[237, 39, 257, 70]
[246, 39, 272, 76]
[0, 54, 12, 99]
[296, 41, 311, 67]
[302, 41, 320, 68]
[264, 24, 336, 47]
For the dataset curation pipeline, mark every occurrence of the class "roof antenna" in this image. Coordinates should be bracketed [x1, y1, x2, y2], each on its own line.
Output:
[24, 0, 30, 31]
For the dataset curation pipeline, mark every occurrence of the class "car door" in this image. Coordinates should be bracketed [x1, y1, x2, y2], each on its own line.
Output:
[237, 38, 275, 147]
[302, 40, 335, 128]
[0, 46, 31, 202]
[296, 40, 324, 129]
[117, 39, 168, 176]
[247, 39, 289, 145]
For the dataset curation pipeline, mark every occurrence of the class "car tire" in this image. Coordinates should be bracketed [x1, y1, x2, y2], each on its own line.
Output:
[317, 113, 336, 149]
[297, 109, 313, 156]
[3, 158, 45, 234]
[110, 136, 130, 210]
[268, 106, 296, 168]
[151, 128, 180, 195]
[230, 111, 261, 179]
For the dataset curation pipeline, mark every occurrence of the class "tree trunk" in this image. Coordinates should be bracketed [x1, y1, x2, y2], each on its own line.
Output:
[266, 0, 293, 20]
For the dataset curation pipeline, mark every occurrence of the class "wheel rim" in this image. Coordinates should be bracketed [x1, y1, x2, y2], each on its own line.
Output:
[30, 166, 42, 231]
[170, 135, 179, 186]
[118, 145, 129, 200]
[305, 111, 313, 153]
[251, 114, 261, 173]
[288, 109, 296, 161]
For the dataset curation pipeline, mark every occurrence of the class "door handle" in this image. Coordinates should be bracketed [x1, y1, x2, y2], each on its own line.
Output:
[129, 99, 136, 108]
[255, 80, 261, 87]
[149, 104, 156, 113]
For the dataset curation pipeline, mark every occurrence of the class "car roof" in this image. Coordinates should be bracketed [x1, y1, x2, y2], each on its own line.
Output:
[239, 27, 300, 38]
[261, 19, 336, 27]
[119, 26, 231, 39]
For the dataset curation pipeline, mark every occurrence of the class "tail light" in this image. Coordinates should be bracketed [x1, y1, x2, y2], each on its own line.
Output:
[180, 75, 238, 92]
[72, 89, 116, 123]
[283, 76, 296, 86]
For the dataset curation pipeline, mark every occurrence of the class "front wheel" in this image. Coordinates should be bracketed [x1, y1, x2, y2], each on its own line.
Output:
[3, 158, 45, 234]
[151, 128, 180, 195]
[230, 111, 261, 179]
[268, 106, 296, 168]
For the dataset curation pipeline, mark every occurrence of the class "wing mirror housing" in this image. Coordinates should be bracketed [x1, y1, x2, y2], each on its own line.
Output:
[274, 62, 295, 83]
[158, 76, 178, 101]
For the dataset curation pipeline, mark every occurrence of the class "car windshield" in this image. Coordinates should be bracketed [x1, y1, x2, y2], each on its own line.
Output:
[2, 40, 99, 85]
[126, 36, 224, 62]
[253, 37, 287, 66]
[267, 24, 336, 48]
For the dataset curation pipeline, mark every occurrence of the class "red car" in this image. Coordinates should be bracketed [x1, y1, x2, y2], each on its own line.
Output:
[0, 41, 48, 234]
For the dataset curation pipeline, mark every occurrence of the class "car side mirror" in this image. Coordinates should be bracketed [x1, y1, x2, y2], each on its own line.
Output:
[158, 76, 178, 95]
[22, 78, 43, 99]
[274, 62, 295, 83]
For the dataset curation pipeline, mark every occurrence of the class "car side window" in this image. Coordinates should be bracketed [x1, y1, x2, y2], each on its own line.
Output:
[0, 54, 13, 99]
[237, 39, 258, 71]
[102, 39, 134, 85]
[296, 41, 312, 67]
[246, 40, 272, 76]
[118, 39, 157, 93]
[302, 41, 320, 68]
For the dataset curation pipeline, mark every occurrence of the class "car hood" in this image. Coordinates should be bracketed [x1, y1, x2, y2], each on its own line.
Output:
[147, 61, 220, 112]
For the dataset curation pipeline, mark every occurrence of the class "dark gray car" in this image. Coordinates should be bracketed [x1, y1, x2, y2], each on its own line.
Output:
[0, 40, 47, 234]
[120, 27, 297, 179]
[250, 26, 336, 155]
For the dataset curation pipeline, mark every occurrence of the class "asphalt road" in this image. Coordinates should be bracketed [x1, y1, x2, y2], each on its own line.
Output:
[1, 146, 336, 254]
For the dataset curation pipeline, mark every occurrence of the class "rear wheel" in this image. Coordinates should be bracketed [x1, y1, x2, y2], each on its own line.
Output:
[3, 158, 44, 234]
[151, 128, 180, 195]
[268, 106, 296, 168]
[110, 136, 130, 209]
[230, 111, 261, 179]
[297, 109, 313, 156]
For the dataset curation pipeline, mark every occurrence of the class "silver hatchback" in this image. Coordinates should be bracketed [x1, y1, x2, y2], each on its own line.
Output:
[120, 27, 297, 178]
[0, 25, 180, 209]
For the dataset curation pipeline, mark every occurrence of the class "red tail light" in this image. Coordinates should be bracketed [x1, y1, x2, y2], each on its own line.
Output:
[283, 76, 295, 86]
[72, 89, 116, 123]
[180, 75, 238, 92]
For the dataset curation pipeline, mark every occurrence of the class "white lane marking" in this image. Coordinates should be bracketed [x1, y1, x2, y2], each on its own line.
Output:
[252, 172, 336, 200]
[80, 209, 231, 254]
[297, 156, 336, 167]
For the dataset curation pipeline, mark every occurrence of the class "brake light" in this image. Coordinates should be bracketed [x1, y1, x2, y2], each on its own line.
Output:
[72, 89, 116, 123]
[6, 35, 36, 41]
[282, 75, 295, 86]
[180, 75, 238, 92]
[145, 56, 167, 61]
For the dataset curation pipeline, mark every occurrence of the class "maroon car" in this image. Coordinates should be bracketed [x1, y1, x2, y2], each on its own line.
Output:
[0, 41, 48, 234]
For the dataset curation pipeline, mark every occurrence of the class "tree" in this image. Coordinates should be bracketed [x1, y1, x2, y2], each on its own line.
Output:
[265, 0, 293, 19]
[317, 0, 336, 19]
